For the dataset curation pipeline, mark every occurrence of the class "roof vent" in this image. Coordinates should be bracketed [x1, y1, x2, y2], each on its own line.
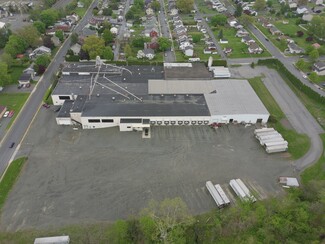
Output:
[96, 94, 100, 97]
[112, 97, 115, 100]
[79, 86, 82, 89]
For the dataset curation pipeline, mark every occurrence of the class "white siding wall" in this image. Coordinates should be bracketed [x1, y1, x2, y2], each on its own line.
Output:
[52, 95, 73, 105]
[210, 114, 269, 124]
[56, 117, 73, 125]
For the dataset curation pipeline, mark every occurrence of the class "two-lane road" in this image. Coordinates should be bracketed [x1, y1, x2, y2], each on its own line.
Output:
[0, 0, 98, 176]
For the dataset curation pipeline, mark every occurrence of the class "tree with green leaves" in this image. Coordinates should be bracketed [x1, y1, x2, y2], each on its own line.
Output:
[192, 33, 203, 43]
[309, 16, 325, 39]
[34, 54, 51, 74]
[33, 21, 46, 34]
[295, 58, 307, 70]
[40, 9, 59, 27]
[102, 7, 113, 16]
[82, 35, 105, 59]
[102, 29, 114, 45]
[239, 14, 254, 27]
[17, 25, 41, 48]
[176, 0, 194, 13]
[309, 71, 318, 83]
[235, 4, 242, 17]
[132, 36, 150, 48]
[0, 62, 11, 86]
[140, 198, 195, 243]
[4, 35, 28, 57]
[71, 33, 79, 44]
[102, 46, 114, 60]
[218, 30, 223, 39]
[0, 27, 11, 49]
[254, 0, 266, 11]
[151, 0, 161, 11]
[55, 30, 64, 42]
[158, 37, 172, 51]
[309, 49, 319, 62]
[124, 44, 133, 58]
[1, 53, 14, 68]
[210, 14, 227, 26]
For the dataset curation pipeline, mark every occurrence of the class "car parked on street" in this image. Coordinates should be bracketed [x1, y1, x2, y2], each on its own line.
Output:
[42, 103, 50, 108]
[9, 142, 15, 148]
[8, 110, 14, 118]
[3, 111, 9, 117]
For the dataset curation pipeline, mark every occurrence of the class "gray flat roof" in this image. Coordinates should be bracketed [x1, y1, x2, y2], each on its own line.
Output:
[81, 94, 210, 117]
[57, 100, 73, 118]
[164, 63, 212, 80]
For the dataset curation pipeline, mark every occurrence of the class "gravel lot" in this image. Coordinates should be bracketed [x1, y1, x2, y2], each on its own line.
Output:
[0, 109, 292, 231]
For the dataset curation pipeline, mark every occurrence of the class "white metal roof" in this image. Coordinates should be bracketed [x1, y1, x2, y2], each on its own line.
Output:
[148, 79, 269, 116]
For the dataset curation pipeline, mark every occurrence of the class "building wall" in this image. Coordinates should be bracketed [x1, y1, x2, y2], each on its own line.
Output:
[56, 117, 73, 125]
[79, 116, 211, 130]
[210, 114, 269, 124]
[52, 95, 73, 105]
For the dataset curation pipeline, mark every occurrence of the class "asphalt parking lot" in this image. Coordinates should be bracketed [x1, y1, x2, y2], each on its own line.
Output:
[0, 109, 293, 231]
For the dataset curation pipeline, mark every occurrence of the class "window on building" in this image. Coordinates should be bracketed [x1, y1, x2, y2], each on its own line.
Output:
[102, 119, 114, 123]
[88, 119, 100, 123]
[59, 96, 70, 100]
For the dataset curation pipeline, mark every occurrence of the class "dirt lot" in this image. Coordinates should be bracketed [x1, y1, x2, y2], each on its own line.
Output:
[0, 109, 293, 231]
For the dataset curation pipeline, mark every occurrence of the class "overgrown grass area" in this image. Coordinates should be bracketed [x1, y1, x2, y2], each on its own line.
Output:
[74, 7, 87, 17]
[248, 77, 310, 159]
[196, 0, 216, 14]
[301, 134, 325, 183]
[0, 157, 26, 211]
[213, 28, 271, 58]
[0, 93, 29, 129]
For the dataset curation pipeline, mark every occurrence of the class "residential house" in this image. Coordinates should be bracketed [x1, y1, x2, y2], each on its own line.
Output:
[143, 48, 155, 59]
[219, 39, 228, 44]
[29, 46, 51, 59]
[170, 8, 178, 16]
[77, 1, 84, 7]
[241, 36, 255, 45]
[70, 43, 81, 55]
[51, 36, 61, 47]
[223, 47, 233, 55]
[180, 41, 192, 50]
[184, 46, 194, 57]
[146, 37, 159, 50]
[315, 0, 323, 5]
[302, 13, 313, 22]
[289, 2, 297, 8]
[234, 22, 243, 29]
[297, 7, 308, 14]
[18, 72, 33, 85]
[89, 16, 106, 26]
[248, 43, 263, 54]
[205, 38, 214, 45]
[313, 61, 325, 75]
[312, 43, 321, 49]
[227, 17, 237, 27]
[174, 26, 187, 33]
[288, 43, 304, 54]
[146, 7, 154, 16]
[178, 35, 188, 44]
[208, 44, 217, 50]
[81, 27, 98, 38]
[269, 26, 282, 35]
[203, 48, 212, 54]
[0, 21, 6, 29]
[150, 28, 159, 37]
[236, 28, 249, 37]
[277, 35, 294, 43]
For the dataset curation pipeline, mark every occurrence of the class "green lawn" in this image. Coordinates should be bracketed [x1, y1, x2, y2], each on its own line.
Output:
[249, 77, 310, 159]
[196, 0, 216, 15]
[301, 134, 325, 183]
[74, 7, 87, 17]
[255, 23, 287, 52]
[0, 157, 27, 211]
[213, 28, 271, 58]
[0, 93, 30, 129]
[274, 18, 312, 51]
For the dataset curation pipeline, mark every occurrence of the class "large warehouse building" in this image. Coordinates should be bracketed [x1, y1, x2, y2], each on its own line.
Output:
[52, 61, 269, 131]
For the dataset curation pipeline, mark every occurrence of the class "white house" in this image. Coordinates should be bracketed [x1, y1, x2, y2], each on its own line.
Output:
[29, 46, 51, 59]
[184, 46, 194, 56]
[70, 43, 81, 56]
[297, 7, 308, 14]
[288, 43, 304, 54]
[313, 61, 325, 75]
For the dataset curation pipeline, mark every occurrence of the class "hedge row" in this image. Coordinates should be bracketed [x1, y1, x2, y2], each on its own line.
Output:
[257, 59, 325, 104]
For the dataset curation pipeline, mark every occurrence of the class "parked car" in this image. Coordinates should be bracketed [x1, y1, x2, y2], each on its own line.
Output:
[8, 110, 14, 118]
[26, 83, 31, 88]
[3, 111, 9, 117]
[42, 103, 50, 108]
[17, 84, 23, 89]
[9, 142, 15, 148]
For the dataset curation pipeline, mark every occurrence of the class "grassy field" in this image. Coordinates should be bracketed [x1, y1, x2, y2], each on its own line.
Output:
[213, 28, 271, 58]
[74, 7, 87, 17]
[274, 18, 312, 51]
[196, 0, 216, 14]
[301, 134, 325, 183]
[248, 77, 310, 159]
[0, 157, 26, 210]
[0, 93, 29, 129]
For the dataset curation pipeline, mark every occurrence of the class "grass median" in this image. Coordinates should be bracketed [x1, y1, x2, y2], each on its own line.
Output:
[249, 77, 310, 159]
[0, 157, 27, 211]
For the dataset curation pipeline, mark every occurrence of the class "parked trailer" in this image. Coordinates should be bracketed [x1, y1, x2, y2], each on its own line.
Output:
[255, 131, 279, 139]
[264, 141, 288, 148]
[236, 179, 257, 202]
[229, 179, 247, 201]
[258, 133, 282, 141]
[254, 128, 275, 135]
[34, 236, 70, 244]
[206, 181, 226, 208]
[260, 137, 285, 146]
[266, 145, 288, 153]
[214, 184, 230, 205]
